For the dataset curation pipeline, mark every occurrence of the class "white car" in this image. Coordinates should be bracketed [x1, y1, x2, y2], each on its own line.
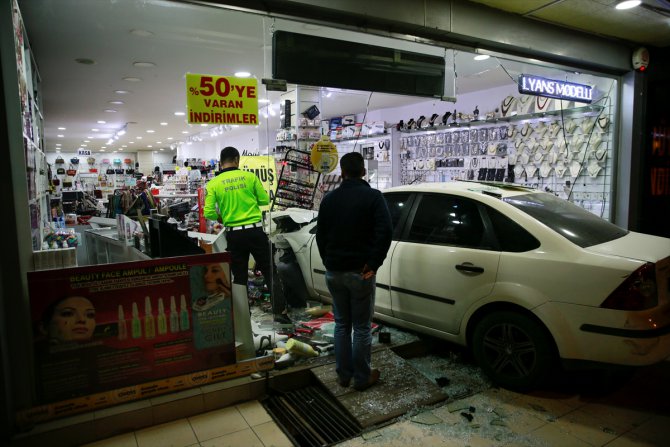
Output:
[273, 181, 670, 390]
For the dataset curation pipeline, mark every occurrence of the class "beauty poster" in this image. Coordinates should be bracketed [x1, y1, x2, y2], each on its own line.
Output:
[28, 253, 234, 404]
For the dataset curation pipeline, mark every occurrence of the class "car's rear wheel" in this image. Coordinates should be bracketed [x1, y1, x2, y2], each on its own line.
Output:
[472, 311, 556, 391]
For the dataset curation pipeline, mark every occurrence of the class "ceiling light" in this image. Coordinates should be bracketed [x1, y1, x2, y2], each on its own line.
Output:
[122, 145, 127, 148]
[182, 131, 189, 134]
[160, 122, 168, 126]
[133, 61, 156, 68]
[114, 90, 130, 95]
[474, 54, 490, 61]
[97, 120, 106, 124]
[170, 147, 175, 151]
[167, 137, 173, 140]
[104, 109, 117, 113]
[148, 145, 153, 148]
[55, 143, 61, 146]
[109, 100, 124, 105]
[160, 148, 164, 151]
[130, 29, 154, 37]
[234, 71, 251, 78]
[615, 0, 641, 9]
[118, 129, 126, 136]
[75, 58, 96, 65]
[58, 127, 66, 130]
[174, 112, 185, 116]
[156, 141, 162, 144]
[57, 134, 64, 138]
[84, 140, 90, 143]
[123, 77, 142, 82]
[91, 128, 99, 132]
[81, 144, 87, 147]
[100, 149, 105, 152]
[136, 136, 142, 139]
[146, 130, 155, 133]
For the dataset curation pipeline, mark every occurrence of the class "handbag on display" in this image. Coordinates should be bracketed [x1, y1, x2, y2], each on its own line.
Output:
[115, 168, 124, 174]
[113, 159, 122, 165]
[66, 165, 77, 176]
[55, 156, 65, 164]
[89, 168, 98, 173]
[106, 168, 115, 174]
[52, 178, 60, 186]
[87, 157, 96, 164]
[124, 158, 132, 165]
[70, 157, 79, 164]
[56, 167, 65, 175]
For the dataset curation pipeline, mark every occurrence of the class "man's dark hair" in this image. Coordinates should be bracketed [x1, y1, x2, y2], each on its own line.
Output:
[183, 161, 189, 167]
[340, 152, 365, 178]
[220, 146, 240, 163]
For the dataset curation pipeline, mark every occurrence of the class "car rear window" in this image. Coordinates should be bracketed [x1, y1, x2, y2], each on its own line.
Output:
[504, 193, 628, 248]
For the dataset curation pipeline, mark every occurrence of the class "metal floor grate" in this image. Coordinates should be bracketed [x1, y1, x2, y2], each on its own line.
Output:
[263, 385, 362, 447]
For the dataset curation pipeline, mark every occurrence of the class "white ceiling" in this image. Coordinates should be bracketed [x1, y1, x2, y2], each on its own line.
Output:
[18, 0, 667, 155]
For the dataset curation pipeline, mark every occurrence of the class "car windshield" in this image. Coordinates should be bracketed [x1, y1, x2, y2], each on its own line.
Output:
[504, 193, 628, 248]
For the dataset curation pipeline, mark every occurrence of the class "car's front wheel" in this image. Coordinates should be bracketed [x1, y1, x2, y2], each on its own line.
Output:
[472, 311, 557, 391]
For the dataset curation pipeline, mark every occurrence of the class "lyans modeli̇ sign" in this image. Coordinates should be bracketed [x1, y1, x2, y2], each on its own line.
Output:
[518, 74, 593, 103]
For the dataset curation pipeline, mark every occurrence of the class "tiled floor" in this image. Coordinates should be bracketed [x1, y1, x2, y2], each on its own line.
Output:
[82, 401, 292, 447]
[81, 363, 670, 447]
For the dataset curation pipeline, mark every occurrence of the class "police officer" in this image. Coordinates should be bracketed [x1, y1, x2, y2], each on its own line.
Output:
[203, 146, 290, 324]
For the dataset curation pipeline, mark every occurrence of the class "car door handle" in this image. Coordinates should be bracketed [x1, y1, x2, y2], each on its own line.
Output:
[455, 263, 484, 274]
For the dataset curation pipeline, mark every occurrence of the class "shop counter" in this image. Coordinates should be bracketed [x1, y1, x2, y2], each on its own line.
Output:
[84, 228, 150, 265]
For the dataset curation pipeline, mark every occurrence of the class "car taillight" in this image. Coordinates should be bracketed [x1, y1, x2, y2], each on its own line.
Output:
[601, 263, 658, 311]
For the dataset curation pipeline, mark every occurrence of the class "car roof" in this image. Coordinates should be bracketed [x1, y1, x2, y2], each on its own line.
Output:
[383, 180, 541, 200]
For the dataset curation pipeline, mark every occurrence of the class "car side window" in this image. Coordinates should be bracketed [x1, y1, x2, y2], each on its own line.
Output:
[383, 192, 412, 234]
[407, 194, 485, 248]
[485, 206, 540, 252]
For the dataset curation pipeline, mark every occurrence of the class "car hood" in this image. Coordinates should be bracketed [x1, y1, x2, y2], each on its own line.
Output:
[585, 231, 670, 263]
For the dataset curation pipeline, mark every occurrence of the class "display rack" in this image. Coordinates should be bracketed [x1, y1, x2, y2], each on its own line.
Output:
[271, 149, 321, 211]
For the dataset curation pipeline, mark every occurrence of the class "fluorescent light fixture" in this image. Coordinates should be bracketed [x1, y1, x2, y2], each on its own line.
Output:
[84, 140, 90, 143]
[474, 54, 490, 61]
[167, 137, 173, 140]
[104, 109, 117, 113]
[114, 90, 130, 95]
[136, 136, 143, 139]
[108, 100, 124, 105]
[100, 149, 105, 152]
[234, 71, 251, 77]
[118, 130, 126, 136]
[97, 120, 106, 124]
[615, 0, 641, 9]
[123, 77, 142, 82]
[182, 131, 189, 134]
[147, 145, 153, 148]
[57, 134, 64, 138]
[174, 112, 185, 116]
[133, 61, 156, 68]
[58, 127, 66, 130]
[160, 122, 168, 126]
[91, 128, 99, 132]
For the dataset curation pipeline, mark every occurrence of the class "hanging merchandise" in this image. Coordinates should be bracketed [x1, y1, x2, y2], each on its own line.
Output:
[70, 157, 79, 164]
[87, 157, 96, 165]
[55, 156, 65, 164]
[66, 165, 77, 176]
[56, 167, 65, 175]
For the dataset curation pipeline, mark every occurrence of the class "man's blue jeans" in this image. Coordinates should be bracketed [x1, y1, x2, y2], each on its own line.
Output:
[325, 270, 375, 387]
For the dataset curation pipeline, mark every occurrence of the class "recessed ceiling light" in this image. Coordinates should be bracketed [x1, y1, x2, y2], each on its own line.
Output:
[100, 149, 105, 152]
[97, 120, 106, 124]
[57, 134, 64, 138]
[146, 130, 155, 133]
[148, 145, 153, 148]
[122, 145, 127, 148]
[136, 136, 143, 139]
[160, 148, 164, 151]
[130, 29, 154, 37]
[129, 141, 135, 144]
[123, 77, 142, 82]
[101, 146, 106, 149]
[75, 58, 96, 65]
[174, 112, 185, 116]
[55, 143, 61, 146]
[84, 140, 90, 143]
[234, 71, 251, 78]
[156, 141, 162, 144]
[474, 54, 490, 61]
[133, 61, 156, 68]
[58, 127, 66, 130]
[108, 100, 124, 105]
[91, 128, 99, 132]
[167, 137, 173, 140]
[81, 144, 87, 147]
[104, 109, 117, 113]
[182, 131, 189, 134]
[615, 0, 641, 9]
[160, 122, 168, 126]
[114, 90, 130, 95]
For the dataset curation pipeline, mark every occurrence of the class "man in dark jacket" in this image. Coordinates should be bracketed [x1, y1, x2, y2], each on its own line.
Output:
[316, 152, 392, 391]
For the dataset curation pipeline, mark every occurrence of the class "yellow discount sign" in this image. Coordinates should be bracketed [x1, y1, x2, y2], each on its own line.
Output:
[311, 135, 339, 173]
[186, 74, 259, 125]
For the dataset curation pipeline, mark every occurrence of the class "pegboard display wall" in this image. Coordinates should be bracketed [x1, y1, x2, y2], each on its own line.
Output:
[399, 97, 614, 220]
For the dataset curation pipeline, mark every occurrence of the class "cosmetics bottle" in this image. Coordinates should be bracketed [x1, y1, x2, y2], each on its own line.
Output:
[117, 304, 127, 340]
[131, 302, 142, 339]
[169, 295, 179, 333]
[180, 294, 190, 331]
[157, 298, 167, 335]
[144, 296, 156, 339]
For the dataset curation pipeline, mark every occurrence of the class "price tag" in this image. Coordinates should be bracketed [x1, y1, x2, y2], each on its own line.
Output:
[185, 74, 259, 125]
[311, 136, 338, 174]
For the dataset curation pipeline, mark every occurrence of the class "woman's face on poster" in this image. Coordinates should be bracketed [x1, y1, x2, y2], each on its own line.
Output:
[48, 296, 96, 342]
[204, 263, 229, 295]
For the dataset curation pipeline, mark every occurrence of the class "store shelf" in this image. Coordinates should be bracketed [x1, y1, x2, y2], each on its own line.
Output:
[400, 105, 604, 133]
